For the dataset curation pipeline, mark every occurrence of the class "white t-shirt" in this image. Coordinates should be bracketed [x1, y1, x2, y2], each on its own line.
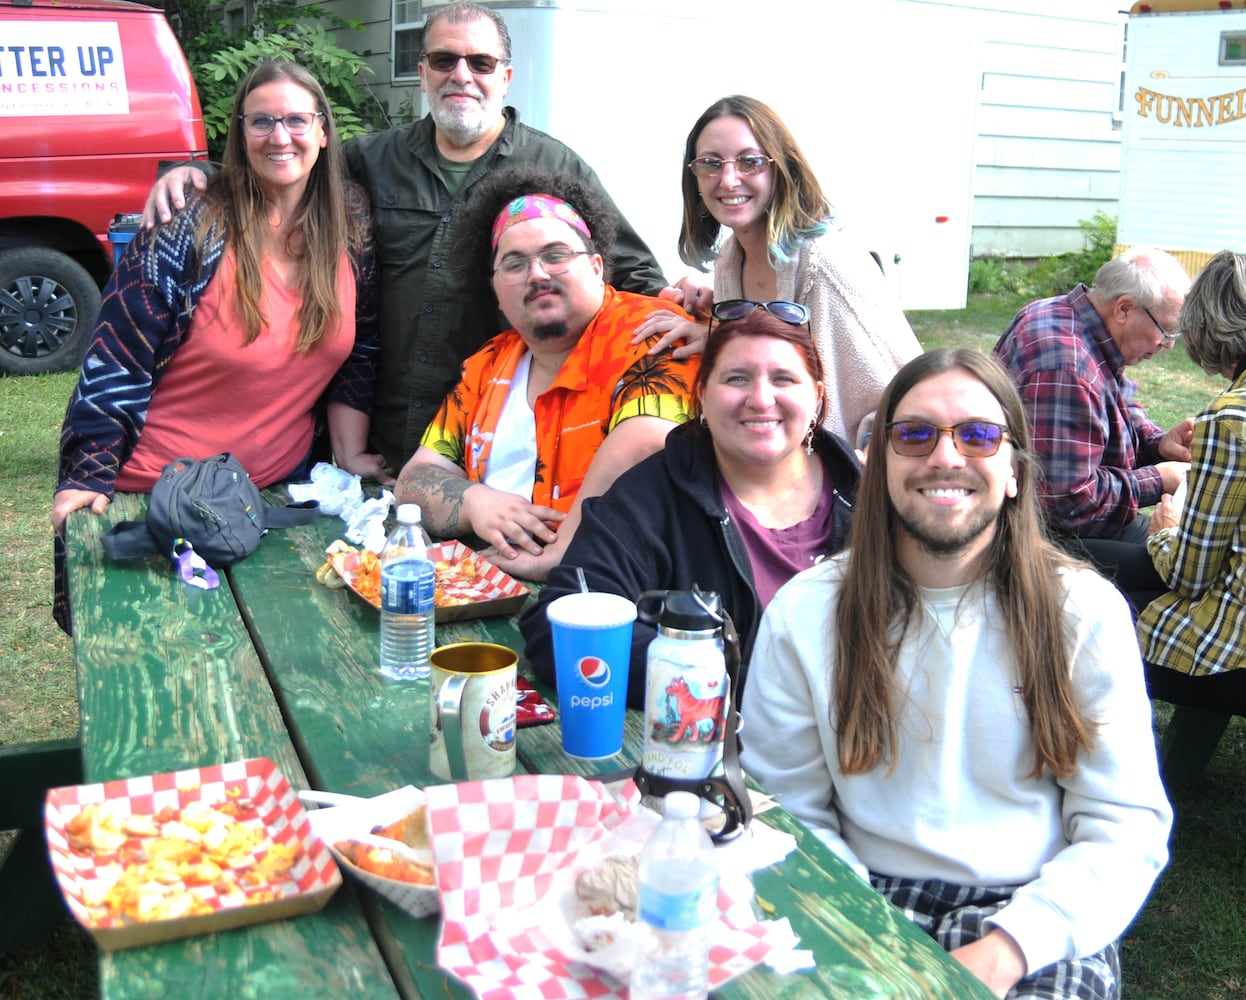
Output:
[483, 351, 537, 500]
[741, 554, 1172, 976]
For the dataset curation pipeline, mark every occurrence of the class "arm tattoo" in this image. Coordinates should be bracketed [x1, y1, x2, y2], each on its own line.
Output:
[395, 463, 473, 535]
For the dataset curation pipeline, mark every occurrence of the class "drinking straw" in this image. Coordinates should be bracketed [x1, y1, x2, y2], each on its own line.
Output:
[575, 567, 589, 594]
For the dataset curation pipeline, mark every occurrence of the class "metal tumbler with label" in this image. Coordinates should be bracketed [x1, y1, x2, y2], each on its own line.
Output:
[637, 590, 728, 784]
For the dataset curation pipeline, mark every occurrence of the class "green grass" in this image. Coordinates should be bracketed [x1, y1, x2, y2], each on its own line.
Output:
[0, 370, 98, 997]
[1, 302, 1242, 997]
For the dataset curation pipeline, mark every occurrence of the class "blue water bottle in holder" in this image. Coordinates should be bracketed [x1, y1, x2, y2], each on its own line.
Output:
[379, 504, 435, 680]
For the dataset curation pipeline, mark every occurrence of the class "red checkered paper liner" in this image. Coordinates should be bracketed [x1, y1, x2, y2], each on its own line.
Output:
[328, 539, 529, 620]
[425, 774, 796, 999]
[427, 540, 530, 616]
[45, 757, 340, 950]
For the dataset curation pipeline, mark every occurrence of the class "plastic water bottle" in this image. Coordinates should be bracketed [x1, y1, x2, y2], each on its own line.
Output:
[632, 791, 719, 1000]
[379, 504, 436, 680]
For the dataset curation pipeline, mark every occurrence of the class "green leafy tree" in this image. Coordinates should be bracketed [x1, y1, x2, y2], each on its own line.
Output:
[162, 0, 388, 161]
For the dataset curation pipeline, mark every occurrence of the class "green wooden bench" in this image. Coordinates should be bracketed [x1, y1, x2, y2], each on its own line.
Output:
[0, 737, 82, 953]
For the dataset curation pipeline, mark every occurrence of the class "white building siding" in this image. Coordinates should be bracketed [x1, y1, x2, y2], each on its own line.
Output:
[905, 0, 1128, 258]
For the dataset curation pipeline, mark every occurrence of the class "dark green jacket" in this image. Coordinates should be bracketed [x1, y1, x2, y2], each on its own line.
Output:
[344, 108, 667, 468]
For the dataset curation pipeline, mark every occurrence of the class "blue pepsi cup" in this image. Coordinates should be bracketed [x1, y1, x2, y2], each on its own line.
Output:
[546, 592, 636, 759]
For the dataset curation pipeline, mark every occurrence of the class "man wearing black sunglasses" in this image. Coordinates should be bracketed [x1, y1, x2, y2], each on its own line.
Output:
[141, 1, 665, 474]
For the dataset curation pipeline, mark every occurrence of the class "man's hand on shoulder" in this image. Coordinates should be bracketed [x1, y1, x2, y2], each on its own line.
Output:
[141, 165, 207, 228]
[630, 310, 708, 359]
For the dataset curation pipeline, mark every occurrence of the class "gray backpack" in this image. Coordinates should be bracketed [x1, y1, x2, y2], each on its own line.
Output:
[101, 453, 318, 570]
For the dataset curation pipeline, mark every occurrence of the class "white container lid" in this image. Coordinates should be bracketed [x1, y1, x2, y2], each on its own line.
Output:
[395, 503, 422, 524]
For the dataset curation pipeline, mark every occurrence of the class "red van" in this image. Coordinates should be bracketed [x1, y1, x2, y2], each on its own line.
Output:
[0, 0, 207, 374]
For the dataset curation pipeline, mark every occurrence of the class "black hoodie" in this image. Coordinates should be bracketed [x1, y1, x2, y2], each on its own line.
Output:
[520, 420, 861, 708]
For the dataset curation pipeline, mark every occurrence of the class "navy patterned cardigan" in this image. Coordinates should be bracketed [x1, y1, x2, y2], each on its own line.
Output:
[57, 181, 380, 497]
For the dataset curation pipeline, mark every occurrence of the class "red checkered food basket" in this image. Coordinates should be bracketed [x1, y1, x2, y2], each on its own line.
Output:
[44, 758, 340, 951]
[426, 774, 796, 1000]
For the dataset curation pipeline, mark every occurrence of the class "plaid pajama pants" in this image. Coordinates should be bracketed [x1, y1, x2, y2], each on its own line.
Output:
[871, 875, 1121, 1000]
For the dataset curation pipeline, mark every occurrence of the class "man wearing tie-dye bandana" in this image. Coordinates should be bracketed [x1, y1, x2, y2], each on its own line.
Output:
[395, 164, 699, 582]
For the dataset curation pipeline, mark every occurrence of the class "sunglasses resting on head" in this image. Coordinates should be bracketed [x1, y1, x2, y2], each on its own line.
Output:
[708, 299, 810, 333]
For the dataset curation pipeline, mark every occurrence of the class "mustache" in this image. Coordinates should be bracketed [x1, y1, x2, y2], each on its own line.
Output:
[438, 84, 483, 101]
[524, 281, 561, 303]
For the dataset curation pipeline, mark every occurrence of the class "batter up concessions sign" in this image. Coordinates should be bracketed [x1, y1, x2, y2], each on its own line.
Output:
[1, 21, 129, 117]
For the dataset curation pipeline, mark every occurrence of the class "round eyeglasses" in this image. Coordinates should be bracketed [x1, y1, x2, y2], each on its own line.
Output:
[884, 420, 1011, 458]
[238, 112, 324, 137]
[687, 154, 774, 177]
[710, 299, 811, 327]
[493, 247, 590, 284]
[423, 51, 507, 74]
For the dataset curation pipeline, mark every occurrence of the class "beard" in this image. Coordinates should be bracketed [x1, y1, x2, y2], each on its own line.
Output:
[428, 87, 491, 147]
[530, 320, 569, 342]
[891, 475, 1001, 557]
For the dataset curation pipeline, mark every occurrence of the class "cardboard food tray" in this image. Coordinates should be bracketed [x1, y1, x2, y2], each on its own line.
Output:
[301, 786, 439, 919]
[328, 539, 530, 622]
[45, 758, 340, 952]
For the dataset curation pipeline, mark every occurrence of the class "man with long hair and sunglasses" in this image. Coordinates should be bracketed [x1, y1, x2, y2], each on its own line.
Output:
[142, 2, 665, 474]
[394, 165, 697, 582]
[742, 349, 1171, 999]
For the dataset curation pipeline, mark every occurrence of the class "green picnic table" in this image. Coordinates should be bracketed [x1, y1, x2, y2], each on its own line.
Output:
[62, 490, 994, 1000]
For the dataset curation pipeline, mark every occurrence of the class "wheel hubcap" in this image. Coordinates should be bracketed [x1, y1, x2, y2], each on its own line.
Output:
[0, 275, 77, 359]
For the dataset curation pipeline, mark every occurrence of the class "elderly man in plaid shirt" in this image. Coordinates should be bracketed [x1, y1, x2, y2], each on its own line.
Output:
[993, 247, 1194, 610]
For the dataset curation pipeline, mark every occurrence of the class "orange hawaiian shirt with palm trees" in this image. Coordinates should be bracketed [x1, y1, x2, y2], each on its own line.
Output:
[420, 286, 698, 513]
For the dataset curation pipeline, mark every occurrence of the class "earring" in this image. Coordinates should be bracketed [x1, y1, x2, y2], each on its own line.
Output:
[700, 414, 709, 428]
[804, 421, 816, 455]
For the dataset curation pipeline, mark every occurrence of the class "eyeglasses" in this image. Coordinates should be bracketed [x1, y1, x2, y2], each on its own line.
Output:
[423, 50, 507, 74]
[709, 299, 811, 329]
[1143, 305, 1180, 346]
[238, 112, 324, 137]
[687, 154, 774, 177]
[884, 420, 1011, 458]
[493, 247, 590, 283]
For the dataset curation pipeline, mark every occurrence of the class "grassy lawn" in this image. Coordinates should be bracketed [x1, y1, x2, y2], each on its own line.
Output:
[1, 299, 1241, 997]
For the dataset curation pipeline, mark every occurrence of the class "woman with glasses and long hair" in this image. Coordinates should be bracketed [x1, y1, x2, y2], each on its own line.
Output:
[633, 94, 920, 447]
[521, 305, 861, 708]
[52, 61, 384, 629]
[1138, 250, 1246, 718]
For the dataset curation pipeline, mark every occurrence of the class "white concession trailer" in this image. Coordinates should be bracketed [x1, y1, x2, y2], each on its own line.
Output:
[1117, 0, 1246, 276]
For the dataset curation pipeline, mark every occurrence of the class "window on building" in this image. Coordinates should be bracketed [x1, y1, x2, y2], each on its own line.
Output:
[1221, 32, 1246, 65]
[394, 1, 425, 80]
[223, 0, 255, 37]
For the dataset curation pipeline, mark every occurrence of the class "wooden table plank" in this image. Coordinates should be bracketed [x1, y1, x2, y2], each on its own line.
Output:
[64, 497, 399, 999]
[228, 508, 474, 999]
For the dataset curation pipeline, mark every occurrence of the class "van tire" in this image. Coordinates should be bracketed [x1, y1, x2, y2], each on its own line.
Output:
[0, 247, 100, 375]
